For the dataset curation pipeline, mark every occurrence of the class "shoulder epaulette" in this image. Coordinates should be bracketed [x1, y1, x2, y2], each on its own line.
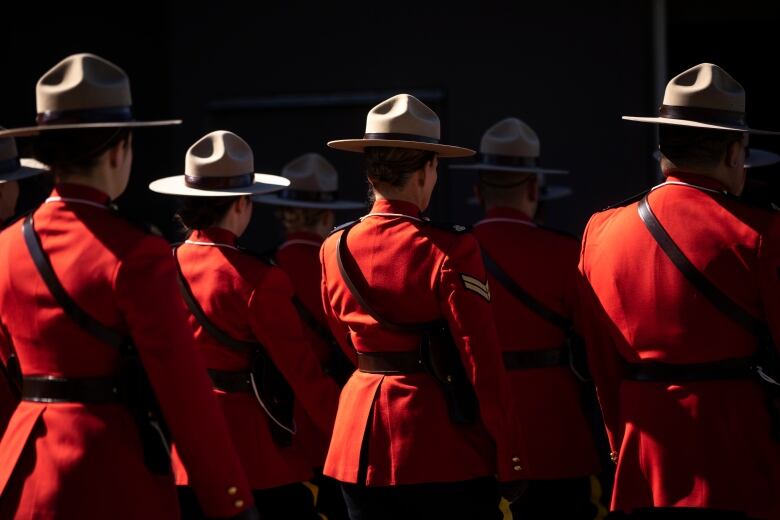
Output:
[328, 219, 359, 237]
[601, 188, 652, 211]
[110, 205, 162, 236]
[422, 219, 471, 234]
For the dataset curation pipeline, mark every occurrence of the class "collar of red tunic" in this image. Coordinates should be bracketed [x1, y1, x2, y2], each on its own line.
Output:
[663, 171, 729, 193]
[482, 206, 533, 223]
[51, 183, 112, 206]
[188, 227, 238, 246]
[368, 199, 423, 218]
[284, 231, 324, 246]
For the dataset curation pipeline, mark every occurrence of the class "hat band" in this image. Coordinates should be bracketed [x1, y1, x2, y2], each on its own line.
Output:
[278, 189, 337, 202]
[0, 157, 21, 174]
[184, 173, 254, 190]
[481, 153, 539, 167]
[363, 132, 440, 144]
[659, 105, 746, 128]
[36, 106, 134, 126]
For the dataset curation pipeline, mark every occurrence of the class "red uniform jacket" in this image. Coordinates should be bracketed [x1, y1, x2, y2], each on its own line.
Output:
[578, 173, 780, 518]
[275, 231, 346, 467]
[171, 227, 340, 489]
[0, 184, 253, 519]
[0, 218, 19, 434]
[320, 199, 526, 486]
[473, 207, 599, 480]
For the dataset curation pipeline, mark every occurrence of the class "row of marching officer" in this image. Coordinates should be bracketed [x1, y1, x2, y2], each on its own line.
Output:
[0, 51, 778, 520]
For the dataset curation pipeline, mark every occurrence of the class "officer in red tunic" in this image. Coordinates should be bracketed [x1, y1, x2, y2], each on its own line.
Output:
[0, 54, 256, 519]
[254, 152, 363, 520]
[0, 136, 47, 435]
[321, 94, 527, 519]
[150, 131, 341, 519]
[579, 63, 780, 519]
[454, 117, 603, 519]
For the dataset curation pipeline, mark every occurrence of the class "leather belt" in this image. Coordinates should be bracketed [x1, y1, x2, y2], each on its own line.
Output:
[356, 351, 426, 374]
[22, 376, 121, 404]
[625, 357, 754, 382]
[502, 347, 568, 370]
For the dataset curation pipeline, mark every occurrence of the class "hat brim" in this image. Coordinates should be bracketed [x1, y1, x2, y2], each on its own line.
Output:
[0, 158, 50, 184]
[149, 173, 290, 197]
[252, 193, 365, 210]
[450, 163, 569, 175]
[328, 139, 475, 158]
[467, 185, 572, 206]
[0, 120, 182, 139]
[652, 147, 780, 169]
[622, 116, 780, 135]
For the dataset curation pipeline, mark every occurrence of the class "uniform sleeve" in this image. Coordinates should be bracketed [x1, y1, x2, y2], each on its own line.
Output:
[114, 236, 254, 518]
[320, 242, 358, 365]
[757, 216, 780, 351]
[577, 221, 626, 459]
[248, 267, 340, 436]
[437, 233, 527, 481]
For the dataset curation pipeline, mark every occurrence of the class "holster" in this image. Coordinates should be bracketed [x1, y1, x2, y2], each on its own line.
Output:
[118, 344, 172, 475]
[419, 322, 479, 425]
[250, 351, 296, 447]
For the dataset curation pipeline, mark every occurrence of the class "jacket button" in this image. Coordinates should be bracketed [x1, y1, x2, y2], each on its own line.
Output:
[513, 465, 522, 471]
[512, 456, 520, 463]
[234, 499, 245, 508]
[610, 451, 618, 463]
[227, 486, 238, 496]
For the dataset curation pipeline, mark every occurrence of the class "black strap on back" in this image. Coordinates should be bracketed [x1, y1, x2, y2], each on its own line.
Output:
[481, 250, 572, 332]
[637, 195, 766, 335]
[172, 248, 258, 354]
[336, 224, 426, 334]
[22, 214, 127, 349]
[291, 296, 337, 345]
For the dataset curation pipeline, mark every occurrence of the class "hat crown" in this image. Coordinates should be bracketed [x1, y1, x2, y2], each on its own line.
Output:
[282, 153, 338, 191]
[36, 53, 132, 114]
[365, 94, 441, 140]
[662, 63, 745, 112]
[185, 131, 254, 178]
[0, 132, 19, 162]
[480, 117, 540, 158]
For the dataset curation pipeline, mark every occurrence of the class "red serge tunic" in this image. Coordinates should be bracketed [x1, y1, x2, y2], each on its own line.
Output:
[275, 231, 346, 467]
[320, 199, 526, 486]
[473, 207, 600, 480]
[0, 184, 253, 519]
[578, 173, 780, 518]
[171, 227, 340, 489]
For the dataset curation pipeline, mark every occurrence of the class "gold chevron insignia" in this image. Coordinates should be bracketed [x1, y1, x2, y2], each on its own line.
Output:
[460, 274, 491, 301]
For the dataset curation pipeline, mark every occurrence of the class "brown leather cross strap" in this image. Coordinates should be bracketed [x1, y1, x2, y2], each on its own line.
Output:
[356, 351, 426, 374]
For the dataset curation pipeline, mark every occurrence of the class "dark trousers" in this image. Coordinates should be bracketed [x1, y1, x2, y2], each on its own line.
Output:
[341, 476, 501, 520]
[178, 482, 319, 520]
[607, 508, 760, 520]
[510, 476, 603, 519]
[312, 471, 349, 520]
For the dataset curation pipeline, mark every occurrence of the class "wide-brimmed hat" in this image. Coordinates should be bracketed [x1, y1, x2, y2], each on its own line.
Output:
[623, 63, 780, 135]
[253, 153, 364, 209]
[149, 130, 289, 197]
[328, 94, 474, 158]
[0, 132, 48, 184]
[451, 117, 568, 174]
[652, 147, 780, 169]
[0, 53, 180, 139]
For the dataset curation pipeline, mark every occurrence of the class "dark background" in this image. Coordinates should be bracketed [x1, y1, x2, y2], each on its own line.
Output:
[2, 0, 779, 248]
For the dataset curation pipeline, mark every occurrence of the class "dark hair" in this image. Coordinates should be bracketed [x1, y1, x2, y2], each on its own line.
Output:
[175, 196, 240, 231]
[659, 125, 743, 169]
[477, 171, 534, 206]
[33, 128, 131, 171]
[364, 147, 436, 188]
[275, 206, 328, 233]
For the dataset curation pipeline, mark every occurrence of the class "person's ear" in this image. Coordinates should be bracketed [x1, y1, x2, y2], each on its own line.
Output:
[417, 166, 427, 187]
[725, 140, 743, 168]
[107, 134, 132, 169]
